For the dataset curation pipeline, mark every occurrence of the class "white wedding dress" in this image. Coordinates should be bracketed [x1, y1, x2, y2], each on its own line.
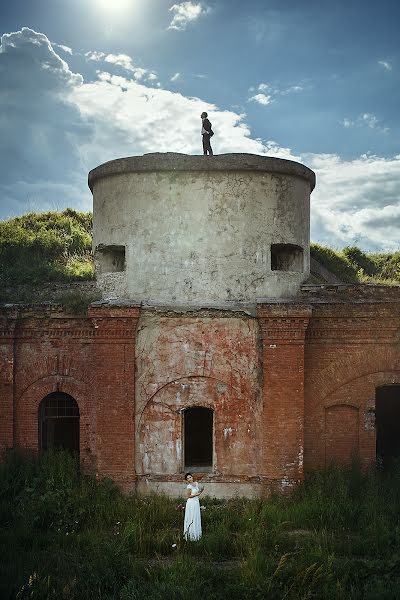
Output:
[183, 482, 202, 541]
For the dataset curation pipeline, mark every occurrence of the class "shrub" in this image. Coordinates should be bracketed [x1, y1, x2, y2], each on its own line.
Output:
[310, 244, 358, 283]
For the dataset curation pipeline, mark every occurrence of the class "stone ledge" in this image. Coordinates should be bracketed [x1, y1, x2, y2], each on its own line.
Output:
[88, 152, 316, 192]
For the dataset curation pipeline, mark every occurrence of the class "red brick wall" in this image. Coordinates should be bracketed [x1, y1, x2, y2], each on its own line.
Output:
[1, 298, 399, 494]
[304, 303, 400, 470]
[0, 305, 139, 491]
[258, 305, 311, 491]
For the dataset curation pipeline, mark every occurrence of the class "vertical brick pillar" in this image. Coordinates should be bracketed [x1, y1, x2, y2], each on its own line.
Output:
[88, 304, 140, 491]
[0, 310, 17, 453]
[257, 304, 312, 493]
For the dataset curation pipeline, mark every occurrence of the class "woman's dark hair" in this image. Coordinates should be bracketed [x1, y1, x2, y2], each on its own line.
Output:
[185, 472, 192, 480]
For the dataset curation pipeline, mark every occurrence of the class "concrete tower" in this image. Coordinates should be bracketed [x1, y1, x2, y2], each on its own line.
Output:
[89, 153, 315, 306]
[88, 152, 316, 497]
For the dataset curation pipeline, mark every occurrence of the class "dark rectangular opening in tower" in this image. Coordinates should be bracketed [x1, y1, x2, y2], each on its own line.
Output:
[95, 244, 126, 273]
[184, 407, 213, 470]
[271, 243, 304, 272]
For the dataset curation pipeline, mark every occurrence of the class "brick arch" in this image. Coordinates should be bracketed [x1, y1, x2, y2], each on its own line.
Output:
[321, 370, 400, 410]
[15, 375, 95, 461]
[305, 371, 400, 470]
[137, 374, 233, 427]
[136, 375, 233, 476]
[307, 346, 400, 408]
[16, 353, 97, 400]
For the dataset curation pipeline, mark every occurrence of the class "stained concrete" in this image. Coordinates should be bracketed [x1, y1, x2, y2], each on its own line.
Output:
[90, 153, 315, 304]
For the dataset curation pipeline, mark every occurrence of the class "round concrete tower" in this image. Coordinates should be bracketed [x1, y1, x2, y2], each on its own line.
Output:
[89, 153, 315, 304]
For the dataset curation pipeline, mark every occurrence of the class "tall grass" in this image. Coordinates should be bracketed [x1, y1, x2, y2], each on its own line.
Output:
[311, 243, 400, 285]
[0, 209, 94, 285]
[1, 451, 400, 599]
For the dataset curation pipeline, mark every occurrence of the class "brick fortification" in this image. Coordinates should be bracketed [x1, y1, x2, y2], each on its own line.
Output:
[1, 154, 399, 497]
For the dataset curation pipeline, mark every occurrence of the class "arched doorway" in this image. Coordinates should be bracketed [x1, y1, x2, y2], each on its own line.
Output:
[38, 392, 80, 453]
[184, 406, 213, 471]
[376, 385, 400, 469]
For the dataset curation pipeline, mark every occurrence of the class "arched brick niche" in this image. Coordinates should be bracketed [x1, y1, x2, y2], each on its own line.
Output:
[305, 371, 400, 470]
[15, 376, 94, 465]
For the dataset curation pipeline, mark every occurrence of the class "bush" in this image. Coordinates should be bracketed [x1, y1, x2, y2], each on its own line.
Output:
[342, 246, 379, 276]
[310, 244, 358, 283]
[0, 209, 93, 284]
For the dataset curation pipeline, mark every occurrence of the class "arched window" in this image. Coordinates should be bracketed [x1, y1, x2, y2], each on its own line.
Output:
[38, 392, 80, 453]
[184, 406, 213, 471]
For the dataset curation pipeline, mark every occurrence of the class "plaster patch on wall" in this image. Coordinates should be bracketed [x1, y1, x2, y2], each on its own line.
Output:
[223, 427, 234, 440]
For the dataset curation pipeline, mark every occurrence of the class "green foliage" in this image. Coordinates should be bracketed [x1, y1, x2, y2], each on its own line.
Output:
[310, 244, 359, 283]
[311, 244, 400, 285]
[2, 451, 400, 599]
[0, 209, 94, 284]
[342, 246, 378, 276]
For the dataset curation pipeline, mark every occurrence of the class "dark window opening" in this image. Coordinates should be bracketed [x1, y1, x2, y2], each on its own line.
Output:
[95, 244, 125, 273]
[376, 385, 400, 469]
[271, 243, 304, 272]
[38, 392, 80, 453]
[184, 407, 213, 471]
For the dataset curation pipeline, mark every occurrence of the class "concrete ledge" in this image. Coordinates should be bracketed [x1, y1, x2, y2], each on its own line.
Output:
[136, 480, 262, 499]
[88, 152, 316, 192]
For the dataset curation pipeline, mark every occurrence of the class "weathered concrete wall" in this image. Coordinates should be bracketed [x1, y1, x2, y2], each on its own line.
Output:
[135, 310, 262, 497]
[90, 153, 315, 303]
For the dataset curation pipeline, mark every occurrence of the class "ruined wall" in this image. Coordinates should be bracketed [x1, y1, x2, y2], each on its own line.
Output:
[1, 292, 400, 497]
[0, 304, 140, 491]
[304, 301, 400, 470]
[134, 310, 262, 498]
[90, 153, 314, 303]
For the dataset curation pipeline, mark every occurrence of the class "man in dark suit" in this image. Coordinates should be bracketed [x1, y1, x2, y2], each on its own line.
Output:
[201, 111, 213, 156]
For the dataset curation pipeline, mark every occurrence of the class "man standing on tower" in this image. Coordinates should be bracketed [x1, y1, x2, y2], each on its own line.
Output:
[201, 112, 214, 156]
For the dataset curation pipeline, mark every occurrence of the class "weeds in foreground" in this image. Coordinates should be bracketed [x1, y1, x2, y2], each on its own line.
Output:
[1, 451, 400, 599]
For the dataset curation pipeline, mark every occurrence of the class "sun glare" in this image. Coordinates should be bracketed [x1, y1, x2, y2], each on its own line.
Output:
[95, 0, 137, 19]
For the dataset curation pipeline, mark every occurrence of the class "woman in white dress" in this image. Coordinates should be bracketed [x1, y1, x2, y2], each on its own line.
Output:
[183, 472, 204, 541]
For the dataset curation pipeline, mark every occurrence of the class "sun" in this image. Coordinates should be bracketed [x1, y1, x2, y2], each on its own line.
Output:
[95, 0, 137, 18]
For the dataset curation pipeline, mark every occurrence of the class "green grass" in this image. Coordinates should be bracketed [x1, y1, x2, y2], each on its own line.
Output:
[311, 243, 400, 285]
[0, 209, 94, 286]
[1, 451, 400, 599]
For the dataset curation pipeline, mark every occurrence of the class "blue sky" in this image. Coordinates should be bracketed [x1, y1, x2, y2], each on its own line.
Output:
[0, 0, 399, 250]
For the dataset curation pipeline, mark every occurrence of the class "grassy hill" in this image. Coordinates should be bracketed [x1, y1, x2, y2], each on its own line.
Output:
[311, 244, 400, 285]
[0, 209, 94, 285]
[0, 210, 399, 289]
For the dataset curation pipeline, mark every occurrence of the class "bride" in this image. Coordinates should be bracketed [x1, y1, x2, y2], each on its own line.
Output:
[183, 472, 204, 541]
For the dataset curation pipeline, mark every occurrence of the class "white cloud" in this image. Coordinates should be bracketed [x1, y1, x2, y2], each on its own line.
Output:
[341, 118, 355, 128]
[0, 27, 399, 252]
[340, 113, 389, 133]
[168, 2, 210, 31]
[248, 81, 306, 105]
[170, 72, 180, 82]
[85, 50, 155, 81]
[85, 50, 106, 61]
[378, 60, 392, 71]
[283, 85, 304, 94]
[307, 153, 400, 251]
[104, 53, 136, 72]
[53, 43, 73, 55]
[248, 93, 273, 106]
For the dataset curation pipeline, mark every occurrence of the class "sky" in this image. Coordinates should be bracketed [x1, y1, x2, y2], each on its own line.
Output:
[0, 0, 399, 251]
